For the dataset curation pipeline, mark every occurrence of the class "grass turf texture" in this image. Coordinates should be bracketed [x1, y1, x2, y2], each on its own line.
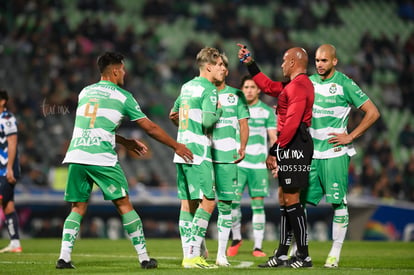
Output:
[0, 239, 413, 274]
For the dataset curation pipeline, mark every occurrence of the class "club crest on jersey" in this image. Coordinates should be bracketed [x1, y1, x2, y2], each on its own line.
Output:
[227, 94, 235, 103]
[210, 96, 217, 104]
[329, 84, 337, 94]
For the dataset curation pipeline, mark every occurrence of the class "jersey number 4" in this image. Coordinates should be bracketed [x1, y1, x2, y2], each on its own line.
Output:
[84, 102, 99, 128]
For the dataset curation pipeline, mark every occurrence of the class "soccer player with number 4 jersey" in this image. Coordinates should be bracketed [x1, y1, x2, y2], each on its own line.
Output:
[56, 52, 193, 270]
[302, 44, 380, 268]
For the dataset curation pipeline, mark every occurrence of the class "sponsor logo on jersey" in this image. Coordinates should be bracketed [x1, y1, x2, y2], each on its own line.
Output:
[74, 130, 102, 147]
[87, 89, 111, 97]
[254, 119, 265, 125]
[325, 98, 336, 103]
[73, 136, 102, 147]
[217, 118, 233, 124]
[355, 89, 366, 98]
[313, 107, 334, 115]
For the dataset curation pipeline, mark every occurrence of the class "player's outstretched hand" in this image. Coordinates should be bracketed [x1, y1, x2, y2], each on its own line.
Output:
[169, 110, 179, 126]
[237, 43, 253, 64]
[175, 143, 193, 163]
[126, 139, 149, 156]
[169, 111, 179, 121]
[116, 135, 148, 156]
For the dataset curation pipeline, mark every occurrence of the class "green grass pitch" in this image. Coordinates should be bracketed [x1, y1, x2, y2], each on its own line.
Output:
[0, 238, 413, 274]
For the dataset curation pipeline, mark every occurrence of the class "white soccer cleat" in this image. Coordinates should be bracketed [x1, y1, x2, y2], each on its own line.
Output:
[215, 255, 231, 267]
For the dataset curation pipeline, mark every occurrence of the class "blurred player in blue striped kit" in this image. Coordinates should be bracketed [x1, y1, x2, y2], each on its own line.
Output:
[0, 90, 22, 254]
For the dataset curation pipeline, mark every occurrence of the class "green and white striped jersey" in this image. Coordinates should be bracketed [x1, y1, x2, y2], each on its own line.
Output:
[237, 100, 276, 169]
[63, 80, 147, 166]
[309, 71, 369, 159]
[212, 85, 250, 163]
[172, 77, 219, 165]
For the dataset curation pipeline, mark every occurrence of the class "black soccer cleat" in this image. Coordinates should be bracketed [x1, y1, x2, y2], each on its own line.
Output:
[141, 258, 158, 269]
[258, 255, 290, 268]
[290, 256, 313, 268]
[56, 259, 76, 269]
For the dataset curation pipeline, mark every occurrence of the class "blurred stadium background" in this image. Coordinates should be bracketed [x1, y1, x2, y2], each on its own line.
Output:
[0, 0, 414, 242]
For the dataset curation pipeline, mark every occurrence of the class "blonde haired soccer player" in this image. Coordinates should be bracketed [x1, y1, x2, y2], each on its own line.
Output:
[170, 47, 225, 269]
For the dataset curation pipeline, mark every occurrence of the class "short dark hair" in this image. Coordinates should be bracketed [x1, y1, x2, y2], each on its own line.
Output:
[0, 89, 8, 102]
[97, 52, 124, 73]
[240, 75, 253, 88]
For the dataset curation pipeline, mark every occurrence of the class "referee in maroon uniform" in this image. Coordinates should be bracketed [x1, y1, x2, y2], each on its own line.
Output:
[237, 44, 314, 268]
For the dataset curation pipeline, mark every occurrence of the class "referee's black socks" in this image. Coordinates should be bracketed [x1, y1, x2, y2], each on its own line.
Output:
[286, 203, 309, 258]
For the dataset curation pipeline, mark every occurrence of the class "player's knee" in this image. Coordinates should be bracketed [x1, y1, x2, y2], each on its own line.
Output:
[201, 198, 216, 213]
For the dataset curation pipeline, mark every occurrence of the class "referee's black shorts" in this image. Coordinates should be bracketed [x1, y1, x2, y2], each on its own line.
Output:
[269, 123, 313, 190]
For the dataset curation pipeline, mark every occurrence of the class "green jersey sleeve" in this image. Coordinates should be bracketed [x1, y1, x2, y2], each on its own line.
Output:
[343, 78, 369, 108]
[266, 107, 277, 128]
[236, 90, 250, 120]
[202, 88, 221, 129]
[125, 93, 147, 121]
[172, 96, 181, 113]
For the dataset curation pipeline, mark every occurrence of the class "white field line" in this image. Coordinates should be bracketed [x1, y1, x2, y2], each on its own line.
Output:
[0, 253, 255, 268]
